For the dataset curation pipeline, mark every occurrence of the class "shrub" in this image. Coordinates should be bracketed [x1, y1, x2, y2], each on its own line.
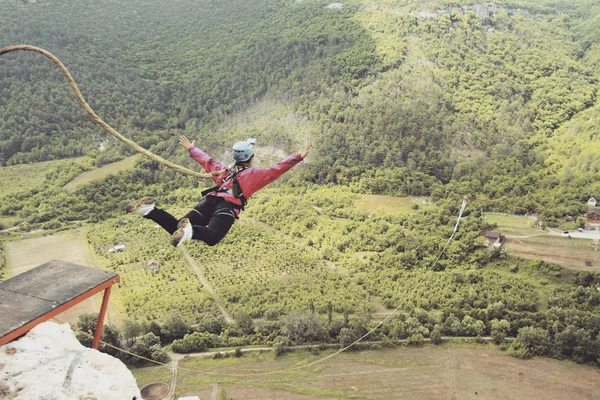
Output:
[407, 333, 425, 346]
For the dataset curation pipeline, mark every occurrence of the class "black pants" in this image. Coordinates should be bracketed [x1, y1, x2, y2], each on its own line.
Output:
[145, 196, 236, 246]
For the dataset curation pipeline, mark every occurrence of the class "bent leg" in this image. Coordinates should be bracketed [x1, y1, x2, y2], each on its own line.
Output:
[144, 208, 179, 234]
[183, 197, 212, 227]
[192, 207, 236, 246]
[146, 198, 213, 236]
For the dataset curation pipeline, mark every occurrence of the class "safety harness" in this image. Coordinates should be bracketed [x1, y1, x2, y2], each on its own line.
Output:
[201, 165, 248, 210]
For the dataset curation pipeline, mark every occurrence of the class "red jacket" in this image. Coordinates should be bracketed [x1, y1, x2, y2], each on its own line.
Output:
[189, 146, 302, 210]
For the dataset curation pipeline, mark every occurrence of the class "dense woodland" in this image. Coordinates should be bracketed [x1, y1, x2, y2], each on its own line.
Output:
[2, 0, 600, 367]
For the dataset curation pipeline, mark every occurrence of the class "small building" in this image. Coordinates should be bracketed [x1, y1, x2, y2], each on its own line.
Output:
[482, 231, 504, 247]
[146, 259, 160, 272]
[484, 231, 502, 242]
[588, 197, 598, 207]
[587, 209, 600, 227]
[108, 244, 126, 253]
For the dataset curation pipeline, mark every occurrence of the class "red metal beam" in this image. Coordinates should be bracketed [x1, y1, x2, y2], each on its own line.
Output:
[92, 286, 112, 349]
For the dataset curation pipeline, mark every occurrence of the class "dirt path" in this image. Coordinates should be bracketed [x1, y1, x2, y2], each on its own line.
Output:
[180, 247, 234, 323]
[446, 346, 459, 400]
[165, 360, 178, 400]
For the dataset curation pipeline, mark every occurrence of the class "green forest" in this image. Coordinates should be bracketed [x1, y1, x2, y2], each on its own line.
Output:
[2, 0, 600, 369]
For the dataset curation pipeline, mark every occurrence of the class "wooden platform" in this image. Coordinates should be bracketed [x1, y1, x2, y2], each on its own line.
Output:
[0, 260, 119, 347]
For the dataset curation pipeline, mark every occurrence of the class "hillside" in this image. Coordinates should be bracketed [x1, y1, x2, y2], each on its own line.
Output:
[2, 0, 600, 377]
[1, 0, 599, 217]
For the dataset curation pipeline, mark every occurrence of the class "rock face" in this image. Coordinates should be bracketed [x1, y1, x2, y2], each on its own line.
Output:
[0, 321, 141, 400]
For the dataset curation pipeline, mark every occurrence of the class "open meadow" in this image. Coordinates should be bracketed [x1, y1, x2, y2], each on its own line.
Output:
[0, 158, 70, 196]
[64, 154, 141, 192]
[131, 345, 600, 400]
[505, 235, 600, 271]
[5, 229, 106, 324]
[484, 214, 542, 236]
[484, 213, 600, 271]
[355, 195, 429, 215]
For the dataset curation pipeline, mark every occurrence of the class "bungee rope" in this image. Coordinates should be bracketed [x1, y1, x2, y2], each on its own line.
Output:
[0, 44, 221, 179]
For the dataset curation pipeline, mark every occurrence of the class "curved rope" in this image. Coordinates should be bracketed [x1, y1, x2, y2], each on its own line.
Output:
[0, 44, 218, 178]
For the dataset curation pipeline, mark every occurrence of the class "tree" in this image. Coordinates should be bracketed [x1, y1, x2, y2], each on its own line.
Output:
[430, 327, 443, 345]
[491, 319, 511, 345]
[236, 311, 255, 335]
[171, 332, 218, 353]
[199, 314, 226, 334]
[161, 312, 189, 343]
[121, 319, 142, 345]
[264, 308, 280, 321]
[128, 332, 169, 366]
[282, 310, 326, 344]
[407, 333, 425, 346]
[553, 325, 594, 363]
[272, 335, 291, 357]
[511, 326, 551, 358]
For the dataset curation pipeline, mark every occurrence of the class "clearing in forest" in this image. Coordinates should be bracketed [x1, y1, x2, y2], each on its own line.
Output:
[132, 345, 600, 400]
[484, 213, 600, 271]
[355, 195, 429, 214]
[5, 230, 110, 324]
[484, 213, 542, 236]
[64, 154, 141, 192]
[0, 158, 69, 196]
[505, 235, 600, 271]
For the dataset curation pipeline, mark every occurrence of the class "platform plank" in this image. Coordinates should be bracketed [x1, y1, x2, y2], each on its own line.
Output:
[0, 260, 119, 344]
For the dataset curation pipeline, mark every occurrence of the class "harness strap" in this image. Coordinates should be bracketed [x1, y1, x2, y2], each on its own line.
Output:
[201, 165, 248, 210]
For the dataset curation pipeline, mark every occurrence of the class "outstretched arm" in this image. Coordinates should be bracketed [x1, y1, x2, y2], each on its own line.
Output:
[241, 142, 312, 198]
[179, 135, 195, 150]
[300, 142, 312, 160]
[179, 135, 226, 180]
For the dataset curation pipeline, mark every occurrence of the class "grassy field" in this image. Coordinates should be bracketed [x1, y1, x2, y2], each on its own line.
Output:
[0, 158, 70, 196]
[484, 214, 542, 236]
[355, 195, 430, 215]
[64, 154, 141, 192]
[505, 235, 600, 271]
[482, 213, 600, 271]
[5, 229, 112, 325]
[0, 215, 22, 230]
[130, 345, 600, 400]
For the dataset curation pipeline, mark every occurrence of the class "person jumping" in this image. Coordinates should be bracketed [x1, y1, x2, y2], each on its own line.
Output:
[126, 136, 311, 247]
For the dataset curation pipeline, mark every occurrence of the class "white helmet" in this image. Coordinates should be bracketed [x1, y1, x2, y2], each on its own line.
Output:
[232, 140, 254, 162]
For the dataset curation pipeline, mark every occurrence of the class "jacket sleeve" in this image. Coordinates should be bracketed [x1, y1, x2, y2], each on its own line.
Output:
[243, 154, 303, 198]
[189, 147, 227, 184]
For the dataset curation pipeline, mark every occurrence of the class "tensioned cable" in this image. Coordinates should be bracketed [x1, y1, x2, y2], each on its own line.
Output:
[0, 45, 220, 179]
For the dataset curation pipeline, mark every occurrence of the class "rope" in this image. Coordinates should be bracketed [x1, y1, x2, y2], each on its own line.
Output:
[0, 45, 218, 179]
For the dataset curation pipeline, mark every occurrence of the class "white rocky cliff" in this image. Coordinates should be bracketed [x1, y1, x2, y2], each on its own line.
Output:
[0, 321, 141, 400]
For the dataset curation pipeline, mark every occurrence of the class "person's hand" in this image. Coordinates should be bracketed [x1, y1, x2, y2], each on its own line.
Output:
[179, 135, 195, 151]
[300, 142, 312, 160]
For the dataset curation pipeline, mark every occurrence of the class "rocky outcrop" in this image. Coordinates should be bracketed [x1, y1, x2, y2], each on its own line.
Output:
[0, 321, 141, 400]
